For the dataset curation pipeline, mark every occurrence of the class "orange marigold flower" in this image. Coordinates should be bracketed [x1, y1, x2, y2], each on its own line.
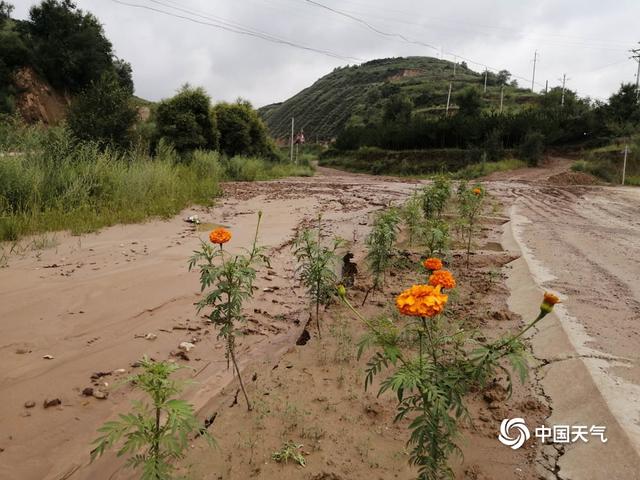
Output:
[472, 187, 483, 196]
[209, 227, 232, 245]
[428, 269, 456, 289]
[423, 257, 443, 271]
[540, 291, 560, 315]
[396, 284, 448, 317]
[543, 292, 560, 306]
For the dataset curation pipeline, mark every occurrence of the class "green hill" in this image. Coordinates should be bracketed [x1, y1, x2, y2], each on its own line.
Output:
[258, 56, 537, 140]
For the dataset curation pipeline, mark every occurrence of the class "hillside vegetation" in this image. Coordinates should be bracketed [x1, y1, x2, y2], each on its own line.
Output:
[259, 56, 533, 139]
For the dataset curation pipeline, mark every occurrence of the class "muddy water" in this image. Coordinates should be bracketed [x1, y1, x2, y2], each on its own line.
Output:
[492, 167, 640, 479]
[0, 170, 416, 480]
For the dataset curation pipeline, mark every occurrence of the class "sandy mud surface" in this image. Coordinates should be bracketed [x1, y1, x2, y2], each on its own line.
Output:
[1, 162, 639, 479]
[489, 158, 640, 479]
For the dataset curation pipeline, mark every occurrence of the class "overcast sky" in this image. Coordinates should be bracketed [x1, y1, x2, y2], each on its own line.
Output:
[12, 0, 640, 107]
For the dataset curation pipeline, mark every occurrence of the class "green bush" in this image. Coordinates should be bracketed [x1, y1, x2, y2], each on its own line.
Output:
[214, 100, 279, 160]
[155, 85, 219, 153]
[67, 71, 138, 148]
[519, 131, 545, 166]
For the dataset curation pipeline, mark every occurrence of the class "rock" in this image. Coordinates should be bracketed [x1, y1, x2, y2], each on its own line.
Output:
[175, 350, 190, 361]
[144, 333, 157, 341]
[93, 390, 108, 400]
[42, 355, 54, 360]
[43, 398, 61, 408]
[24, 401, 36, 409]
[113, 368, 127, 374]
[15, 348, 31, 355]
[82, 387, 94, 397]
[90, 371, 112, 381]
[179, 342, 195, 352]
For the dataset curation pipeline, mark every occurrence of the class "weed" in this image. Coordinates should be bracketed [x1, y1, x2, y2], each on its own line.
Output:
[420, 176, 451, 220]
[457, 183, 485, 268]
[293, 215, 343, 337]
[188, 213, 267, 410]
[363, 208, 400, 303]
[339, 263, 560, 480]
[271, 441, 306, 467]
[91, 358, 212, 479]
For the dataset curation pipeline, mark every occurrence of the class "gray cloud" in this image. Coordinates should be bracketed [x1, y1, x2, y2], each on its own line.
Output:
[12, 0, 639, 106]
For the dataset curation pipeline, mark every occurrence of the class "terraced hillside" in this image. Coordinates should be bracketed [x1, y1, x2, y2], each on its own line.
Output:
[259, 56, 537, 140]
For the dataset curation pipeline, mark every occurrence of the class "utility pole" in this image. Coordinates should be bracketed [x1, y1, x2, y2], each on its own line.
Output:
[545, 80, 548, 93]
[290, 117, 295, 163]
[622, 144, 628, 185]
[531, 50, 538, 92]
[453, 55, 457, 77]
[445, 82, 452, 116]
[499, 86, 504, 114]
[483, 68, 488, 93]
[631, 46, 640, 103]
[560, 74, 568, 107]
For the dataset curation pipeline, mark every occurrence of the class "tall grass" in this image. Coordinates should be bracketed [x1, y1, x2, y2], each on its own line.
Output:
[452, 158, 526, 179]
[0, 122, 313, 242]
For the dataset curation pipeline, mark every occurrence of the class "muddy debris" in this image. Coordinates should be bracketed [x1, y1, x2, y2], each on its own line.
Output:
[43, 398, 61, 408]
[81, 387, 94, 397]
[178, 341, 195, 352]
[92, 390, 108, 400]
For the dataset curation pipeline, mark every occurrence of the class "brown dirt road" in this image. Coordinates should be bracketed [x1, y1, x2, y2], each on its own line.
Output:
[0, 168, 415, 480]
[488, 158, 640, 479]
[1, 162, 639, 479]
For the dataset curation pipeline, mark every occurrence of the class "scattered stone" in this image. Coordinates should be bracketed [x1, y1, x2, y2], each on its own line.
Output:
[24, 401, 36, 409]
[113, 368, 127, 374]
[90, 371, 112, 381]
[179, 342, 195, 352]
[82, 387, 94, 397]
[15, 348, 31, 355]
[263, 287, 275, 293]
[175, 350, 190, 361]
[144, 333, 157, 341]
[42, 355, 54, 360]
[93, 390, 108, 400]
[43, 398, 61, 408]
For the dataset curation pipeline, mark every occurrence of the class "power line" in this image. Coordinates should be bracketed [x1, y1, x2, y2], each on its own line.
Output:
[301, 0, 547, 90]
[311, 0, 631, 48]
[110, 0, 362, 61]
[303, 0, 439, 52]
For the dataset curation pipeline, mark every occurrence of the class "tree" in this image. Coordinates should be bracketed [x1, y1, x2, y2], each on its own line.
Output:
[497, 69, 511, 86]
[0, 1, 13, 21]
[214, 99, 277, 159]
[0, 5, 29, 112]
[28, 0, 114, 92]
[113, 57, 134, 95]
[605, 83, 640, 127]
[520, 131, 545, 166]
[155, 85, 219, 153]
[455, 87, 483, 116]
[383, 94, 413, 124]
[68, 71, 137, 148]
